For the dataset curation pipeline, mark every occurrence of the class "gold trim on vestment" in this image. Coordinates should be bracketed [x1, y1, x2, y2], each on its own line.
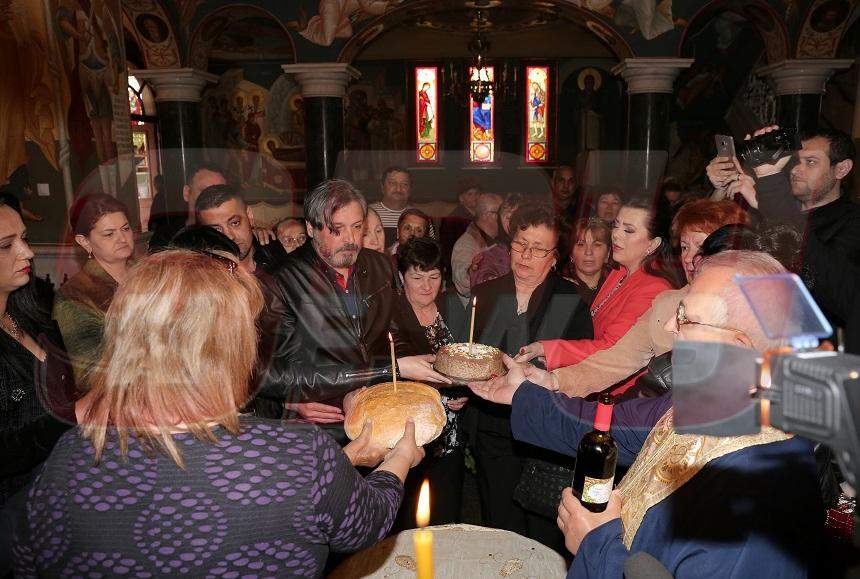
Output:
[617, 410, 791, 548]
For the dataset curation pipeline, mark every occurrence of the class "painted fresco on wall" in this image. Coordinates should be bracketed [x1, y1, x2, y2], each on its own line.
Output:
[1, 0, 135, 240]
[557, 66, 623, 164]
[0, 0, 62, 184]
[575, 0, 685, 40]
[123, 0, 180, 68]
[343, 61, 408, 188]
[797, 0, 856, 57]
[294, 0, 402, 47]
[202, 69, 296, 194]
[670, 10, 766, 187]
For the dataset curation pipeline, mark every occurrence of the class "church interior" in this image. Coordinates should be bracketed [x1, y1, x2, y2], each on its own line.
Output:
[3, 0, 857, 281]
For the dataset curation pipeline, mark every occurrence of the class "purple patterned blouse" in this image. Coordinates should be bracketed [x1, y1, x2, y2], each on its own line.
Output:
[13, 416, 403, 578]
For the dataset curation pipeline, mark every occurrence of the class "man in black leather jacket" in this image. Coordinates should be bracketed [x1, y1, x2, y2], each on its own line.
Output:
[255, 179, 449, 432]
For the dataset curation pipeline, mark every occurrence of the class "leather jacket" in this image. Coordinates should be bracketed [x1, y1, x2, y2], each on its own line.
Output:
[255, 242, 396, 406]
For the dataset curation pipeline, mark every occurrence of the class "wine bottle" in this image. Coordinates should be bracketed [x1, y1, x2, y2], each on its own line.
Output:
[571, 393, 618, 513]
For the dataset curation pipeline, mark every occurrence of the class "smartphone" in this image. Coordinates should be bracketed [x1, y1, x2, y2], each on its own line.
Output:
[715, 134, 736, 159]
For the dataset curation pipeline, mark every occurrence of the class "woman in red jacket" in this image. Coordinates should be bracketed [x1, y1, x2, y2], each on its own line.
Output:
[516, 197, 683, 394]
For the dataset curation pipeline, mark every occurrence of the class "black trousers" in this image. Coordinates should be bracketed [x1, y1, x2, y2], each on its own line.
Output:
[394, 446, 466, 532]
[472, 428, 528, 535]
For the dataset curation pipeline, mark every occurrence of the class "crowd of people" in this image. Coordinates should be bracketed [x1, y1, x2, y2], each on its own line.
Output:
[1, 123, 858, 577]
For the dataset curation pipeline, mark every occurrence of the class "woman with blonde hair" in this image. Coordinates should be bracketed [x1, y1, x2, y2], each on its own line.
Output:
[15, 250, 423, 578]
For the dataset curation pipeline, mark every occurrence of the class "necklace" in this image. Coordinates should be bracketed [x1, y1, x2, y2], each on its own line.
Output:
[589, 271, 629, 317]
[1, 313, 21, 341]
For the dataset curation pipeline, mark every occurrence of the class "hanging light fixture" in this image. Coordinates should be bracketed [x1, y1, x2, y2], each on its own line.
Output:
[468, 10, 495, 104]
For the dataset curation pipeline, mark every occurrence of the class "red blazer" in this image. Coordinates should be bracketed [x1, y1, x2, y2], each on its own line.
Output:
[541, 266, 672, 393]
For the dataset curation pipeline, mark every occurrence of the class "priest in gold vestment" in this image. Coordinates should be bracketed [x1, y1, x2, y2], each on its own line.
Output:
[470, 250, 823, 578]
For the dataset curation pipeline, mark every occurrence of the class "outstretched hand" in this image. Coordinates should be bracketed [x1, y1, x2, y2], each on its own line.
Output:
[468, 354, 525, 405]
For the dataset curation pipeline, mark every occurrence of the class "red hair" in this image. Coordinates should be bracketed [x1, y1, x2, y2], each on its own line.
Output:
[671, 199, 750, 241]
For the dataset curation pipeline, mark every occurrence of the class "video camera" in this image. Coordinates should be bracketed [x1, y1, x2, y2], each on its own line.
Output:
[671, 273, 859, 533]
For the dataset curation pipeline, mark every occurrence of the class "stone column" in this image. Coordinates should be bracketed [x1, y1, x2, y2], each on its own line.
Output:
[129, 68, 218, 216]
[612, 58, 693, 191]
[756, 59, 853, 133]
[282, 63, 360, 192]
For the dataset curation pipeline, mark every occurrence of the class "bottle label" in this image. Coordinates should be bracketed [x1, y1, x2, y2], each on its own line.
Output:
[581, 476, 613, 504]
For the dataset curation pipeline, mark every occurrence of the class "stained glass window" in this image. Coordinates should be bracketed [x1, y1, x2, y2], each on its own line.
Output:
[469, 66, 494, 164]
[525, 66, 549, 163]
[415, 67, 438, 163]
[128, 75, 144, 126]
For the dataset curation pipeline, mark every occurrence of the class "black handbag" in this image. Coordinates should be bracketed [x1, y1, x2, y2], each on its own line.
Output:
[513, 457, 572, 520]
[634, 351, 673, 398]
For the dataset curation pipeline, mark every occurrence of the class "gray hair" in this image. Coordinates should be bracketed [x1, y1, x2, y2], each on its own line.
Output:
[698, 250, 786, 351]
[475, 193, 503, 217]
[304, 179, 367, 230]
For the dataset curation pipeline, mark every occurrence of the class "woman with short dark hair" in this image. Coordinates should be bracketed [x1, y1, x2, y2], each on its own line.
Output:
[468, 202, 593, 550]
[53, 194, 133, 384]
[390, 237, 468, 527]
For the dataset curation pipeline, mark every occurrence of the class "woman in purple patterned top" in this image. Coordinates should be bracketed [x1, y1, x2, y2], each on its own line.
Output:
[13, 250, 424, 578]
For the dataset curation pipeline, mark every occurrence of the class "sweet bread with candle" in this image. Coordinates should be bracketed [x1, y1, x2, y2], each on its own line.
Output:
[344, 382, 447, 448]
[434, 343, 506, 381]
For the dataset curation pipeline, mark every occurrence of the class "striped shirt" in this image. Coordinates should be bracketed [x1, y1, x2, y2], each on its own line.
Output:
[368, 201, 435, 246]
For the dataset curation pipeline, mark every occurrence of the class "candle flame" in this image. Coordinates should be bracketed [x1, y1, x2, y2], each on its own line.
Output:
[388, 331, 393, 342]
[472, 296, 477, 307]
[416, 479, 431, 528]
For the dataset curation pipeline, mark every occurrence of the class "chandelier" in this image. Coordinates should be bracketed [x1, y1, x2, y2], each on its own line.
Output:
[468, 11, 494, 104]
[443, 9, 516, 104]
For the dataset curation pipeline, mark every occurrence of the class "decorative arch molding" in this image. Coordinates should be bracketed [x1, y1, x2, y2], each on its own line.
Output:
[187, 3, 298, 71]
[677, 0, 790, 64]
[120, 0, 182, 68]
[336, 0, 634, 64]
[795, 0, 859, 58]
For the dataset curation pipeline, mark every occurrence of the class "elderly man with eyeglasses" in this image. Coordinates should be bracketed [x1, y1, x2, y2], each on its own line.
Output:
[469, 249, 822, 579]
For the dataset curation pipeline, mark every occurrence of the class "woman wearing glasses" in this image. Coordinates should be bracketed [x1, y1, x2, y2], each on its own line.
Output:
[516, 197, 684, 396]
[466, 203, 593, 546]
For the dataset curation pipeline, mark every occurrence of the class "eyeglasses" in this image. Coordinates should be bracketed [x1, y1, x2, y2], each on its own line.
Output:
[675, 302, 746, 338]
[510, 240, 556, 259]
[282, 234, 307, 245]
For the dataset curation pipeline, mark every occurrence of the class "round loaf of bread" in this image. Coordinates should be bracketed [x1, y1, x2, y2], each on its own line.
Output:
[344, 382, 447, 448]
[434, 343, 506, 382]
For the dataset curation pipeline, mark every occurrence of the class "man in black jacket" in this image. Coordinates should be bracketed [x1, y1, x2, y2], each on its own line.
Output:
[257, 179, 449, 432]
[714, 125, 860, 353]
[194, 184, 289, 275]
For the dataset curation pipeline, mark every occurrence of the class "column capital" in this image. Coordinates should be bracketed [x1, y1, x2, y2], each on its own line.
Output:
[756, 59, 854, 96]
[612, 58, 694, 94]
[129, 68, 218, 102]
[281, 63, 361, 98]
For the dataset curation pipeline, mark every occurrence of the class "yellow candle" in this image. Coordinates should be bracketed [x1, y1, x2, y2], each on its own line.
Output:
[414, 479, 433, 579]
[468, 296, 477, 354]
[388, 332, 397, 393]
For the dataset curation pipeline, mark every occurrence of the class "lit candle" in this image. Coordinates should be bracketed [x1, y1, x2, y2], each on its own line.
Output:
[414, 479, 433, 579]
[389, 331, 397, 393]
[468, 296, 477, 355]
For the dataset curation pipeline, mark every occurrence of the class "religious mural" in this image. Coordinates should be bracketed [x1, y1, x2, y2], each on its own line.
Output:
[293, 0, 403, 46]
[797, 0, 857, 57]
[123, 0, 180, 68]
[202, 69, 296, 194]
[0, 0, 135, 239]
[342, 61, 409, 189]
